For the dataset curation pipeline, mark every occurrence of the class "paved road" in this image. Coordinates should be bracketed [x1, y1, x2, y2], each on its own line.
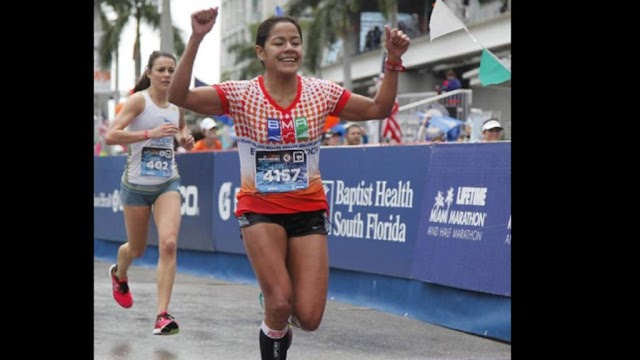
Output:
[94, 260, 511, 360]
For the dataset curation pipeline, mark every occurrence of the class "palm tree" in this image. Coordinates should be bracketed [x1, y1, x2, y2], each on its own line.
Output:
[287, 0, 397, 91]
[160, 0, 173, 52]
[220, 23, 264, 81]
[221, 43, 265, 81]
[96, 0, 185, 88]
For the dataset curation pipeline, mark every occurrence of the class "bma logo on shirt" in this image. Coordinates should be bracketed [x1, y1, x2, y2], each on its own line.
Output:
[281, 116, 296, 143]
[294, 117, 309, 140]
[267, 116, 310, 143]
[267, 118, 281, 142]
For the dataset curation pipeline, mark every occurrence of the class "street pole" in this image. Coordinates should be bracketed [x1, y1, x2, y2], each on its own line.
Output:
[160, 0, 174, 53]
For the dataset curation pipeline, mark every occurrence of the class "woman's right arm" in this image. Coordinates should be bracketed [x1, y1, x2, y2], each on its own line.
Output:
[169, 7, 223, 116]
[105, 94, 146, 145]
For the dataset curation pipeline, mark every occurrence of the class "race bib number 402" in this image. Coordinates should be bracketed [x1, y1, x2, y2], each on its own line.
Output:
[141, 147, 173, 177]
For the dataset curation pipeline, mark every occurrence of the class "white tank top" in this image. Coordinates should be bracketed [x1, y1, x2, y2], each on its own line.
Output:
[123, 90, 180, 185]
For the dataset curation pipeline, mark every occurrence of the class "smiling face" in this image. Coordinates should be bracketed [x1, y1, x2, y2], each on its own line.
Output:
[255, 18, 303, 75]
[146, 56, 176, 89]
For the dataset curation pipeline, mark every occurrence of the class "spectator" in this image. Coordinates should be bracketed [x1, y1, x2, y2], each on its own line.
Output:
[326, 130, 343, 145]
[436, 69, 461, 94]
[456, 124, 471, 142]
[398, 20, 410, 36]
[415, 109, 441, 143]
[481, 118, 503, 142]
[425, 127, 445, 143]
[343, 122, 363, 145]
[192, 117, 222, 151]
[191, 129, 205, 143]
[364, 29, 375, 51]
[372, 26, 382, 48]
[321, 132, 331, 146]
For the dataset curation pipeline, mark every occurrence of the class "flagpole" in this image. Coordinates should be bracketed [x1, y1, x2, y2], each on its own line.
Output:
[379, 50, 387, 143]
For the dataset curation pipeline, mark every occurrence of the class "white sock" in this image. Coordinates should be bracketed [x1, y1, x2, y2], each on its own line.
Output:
[261, 320, 289, 339]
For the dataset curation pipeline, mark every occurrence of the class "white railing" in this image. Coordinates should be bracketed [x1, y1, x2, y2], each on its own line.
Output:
[396, 89, 472, 142]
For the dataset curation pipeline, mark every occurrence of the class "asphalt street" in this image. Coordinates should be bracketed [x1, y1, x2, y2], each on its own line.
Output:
[94, 260, 511, 360]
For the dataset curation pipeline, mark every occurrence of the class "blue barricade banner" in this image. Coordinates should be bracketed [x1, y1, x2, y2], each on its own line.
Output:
[93, 153, 216, 252]
[94, 156, 128, 241]
[320, 145, 431, 278]
[95, 143, 511, 295]
[211, 150, 244, 254]
[147, 152, 216, 251]
[411, 143, 511, 296]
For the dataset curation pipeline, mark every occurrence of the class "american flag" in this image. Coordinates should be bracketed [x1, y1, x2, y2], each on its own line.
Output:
[382, 100, 402, 143]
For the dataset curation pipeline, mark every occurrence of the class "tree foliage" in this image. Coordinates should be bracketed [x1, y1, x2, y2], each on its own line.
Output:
[96, 0, 185, 83]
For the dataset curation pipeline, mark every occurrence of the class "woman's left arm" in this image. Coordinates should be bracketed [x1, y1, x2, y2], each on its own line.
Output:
[337, 25, 410, 121]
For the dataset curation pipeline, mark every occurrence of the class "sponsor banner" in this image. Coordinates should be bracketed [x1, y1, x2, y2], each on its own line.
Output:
[147, 152, 215, 251]
[211, 146, 432, 270]
[411, 143, 511, 296]
[95, 143, 511, 295]
[94, 156, 128, 241]
[93, 153, 215, 251]
[321, 146, 431, 278]
[211, 151, 244, 254]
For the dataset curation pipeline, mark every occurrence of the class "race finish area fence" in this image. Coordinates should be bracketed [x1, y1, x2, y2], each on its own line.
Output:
[396, 89, 472, 142]
[95, 142, 510, 342]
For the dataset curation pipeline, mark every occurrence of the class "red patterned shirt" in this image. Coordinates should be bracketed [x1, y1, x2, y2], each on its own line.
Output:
[213, 75, 350, 216]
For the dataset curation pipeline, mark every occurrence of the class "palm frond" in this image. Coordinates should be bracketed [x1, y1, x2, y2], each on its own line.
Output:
[139, 1, 161, 29]
[172, 26, 185, 57]
[98, 4, 131, 70]
[286, 0, 322, 16]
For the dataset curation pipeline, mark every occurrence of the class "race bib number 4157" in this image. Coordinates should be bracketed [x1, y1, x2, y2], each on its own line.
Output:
[255, 149, 308, 193]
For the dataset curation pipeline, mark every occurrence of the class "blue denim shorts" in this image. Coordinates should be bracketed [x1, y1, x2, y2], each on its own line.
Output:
[120, 177, 181, 206]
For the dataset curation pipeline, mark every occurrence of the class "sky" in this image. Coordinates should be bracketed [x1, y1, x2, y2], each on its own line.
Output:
[110, 0, 221, 94]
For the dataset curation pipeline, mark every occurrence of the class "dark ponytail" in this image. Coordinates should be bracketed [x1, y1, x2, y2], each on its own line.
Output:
[131, 50, 177, 93]
[132, 74, 151, 93]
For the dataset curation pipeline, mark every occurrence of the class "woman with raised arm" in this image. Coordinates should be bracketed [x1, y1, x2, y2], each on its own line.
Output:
[169, 7, 410, 359]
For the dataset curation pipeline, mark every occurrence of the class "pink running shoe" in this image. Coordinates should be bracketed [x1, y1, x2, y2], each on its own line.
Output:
[109, 264, 133, 308]
[153, 311, 180, 335]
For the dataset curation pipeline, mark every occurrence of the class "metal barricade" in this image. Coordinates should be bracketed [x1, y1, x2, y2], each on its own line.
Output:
[395, 89, 472, 142]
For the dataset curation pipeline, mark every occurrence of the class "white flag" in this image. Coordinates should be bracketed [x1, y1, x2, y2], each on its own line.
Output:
[429, 0, 467, 41]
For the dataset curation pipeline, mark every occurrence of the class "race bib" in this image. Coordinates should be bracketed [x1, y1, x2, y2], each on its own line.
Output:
[141, 147, 173, 177]
[255, 149, 308, 193]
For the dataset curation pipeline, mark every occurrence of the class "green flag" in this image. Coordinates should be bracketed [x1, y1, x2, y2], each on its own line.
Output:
[479, 49, 511, 86]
